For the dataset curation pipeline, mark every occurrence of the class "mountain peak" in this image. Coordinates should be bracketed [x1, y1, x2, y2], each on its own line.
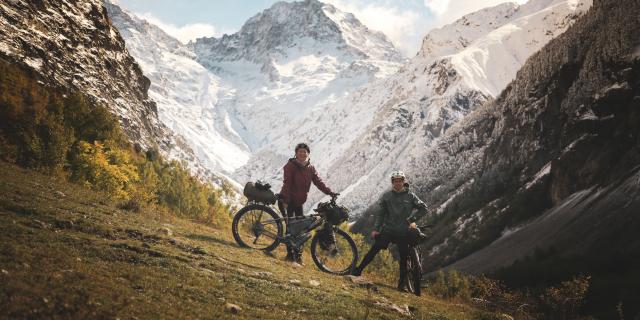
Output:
[419, 2, 520, 59]
[192, 0, 403, 64]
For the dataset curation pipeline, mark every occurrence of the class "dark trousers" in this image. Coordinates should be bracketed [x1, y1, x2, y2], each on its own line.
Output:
[285, 203, 303, 218]
[284, 203, 304, 259]
[356, 233, 409, 282]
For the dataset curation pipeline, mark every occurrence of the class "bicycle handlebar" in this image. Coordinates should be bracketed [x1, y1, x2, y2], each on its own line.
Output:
[330, 193, 340, 204]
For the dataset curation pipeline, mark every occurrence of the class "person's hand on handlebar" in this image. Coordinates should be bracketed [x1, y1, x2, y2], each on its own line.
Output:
[371, 230, 379, 239]
[409, 222, 417, 229]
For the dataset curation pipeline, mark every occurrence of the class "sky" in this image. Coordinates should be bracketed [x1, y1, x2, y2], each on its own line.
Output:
[113, 0, 529, 57]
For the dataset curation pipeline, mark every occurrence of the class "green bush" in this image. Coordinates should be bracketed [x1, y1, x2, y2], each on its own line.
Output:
[0, 59, 234, 226]
[427, 269, 472, 301]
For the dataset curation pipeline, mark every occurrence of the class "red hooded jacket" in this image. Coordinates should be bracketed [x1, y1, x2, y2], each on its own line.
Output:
[279, 158, 333, 206]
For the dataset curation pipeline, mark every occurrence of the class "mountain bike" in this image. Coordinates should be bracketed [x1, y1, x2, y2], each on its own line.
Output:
[404, 224, 433, 296]
[231, 193, 358, 275]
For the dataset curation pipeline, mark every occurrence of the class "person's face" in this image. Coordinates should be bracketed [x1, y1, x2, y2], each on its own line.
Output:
[392, 178, 404, 191]
[296, 148, 309, 162]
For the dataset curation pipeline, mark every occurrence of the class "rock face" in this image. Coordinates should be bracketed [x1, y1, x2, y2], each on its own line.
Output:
[0, 0, 160, 150]
[373, 0, 640, 276]
[0, 0, 228, 184]
[309, 0, 591, 214]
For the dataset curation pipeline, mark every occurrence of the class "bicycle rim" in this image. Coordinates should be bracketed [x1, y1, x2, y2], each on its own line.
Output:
[232, 205, 282, 251]
[311, 228, 358, 275]
[406, 249, 422, 295]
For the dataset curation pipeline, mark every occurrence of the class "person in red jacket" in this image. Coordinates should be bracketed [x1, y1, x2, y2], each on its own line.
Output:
[279, 143, 337, 262]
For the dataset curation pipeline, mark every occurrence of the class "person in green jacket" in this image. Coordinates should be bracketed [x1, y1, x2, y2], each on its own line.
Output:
[351, 170, 429, 292]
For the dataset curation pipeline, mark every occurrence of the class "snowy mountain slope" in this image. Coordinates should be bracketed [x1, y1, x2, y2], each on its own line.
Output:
[306, 0, 592, 214]
[104, 2, 251, 175]
[410, 0, 640, 279]
[451, 0, 589, 96]
[185, 0, 405, 188]
[102, 0, 588, 213]
[105, 0, 405, 189]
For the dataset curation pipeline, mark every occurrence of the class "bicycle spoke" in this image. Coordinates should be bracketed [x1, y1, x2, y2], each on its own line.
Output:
[259, 229, 279, 239]
[312, 230, 356, 274]
[233, 206, 282, 251]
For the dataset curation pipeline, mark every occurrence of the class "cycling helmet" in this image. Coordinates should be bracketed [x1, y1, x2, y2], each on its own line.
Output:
[390, 170, 406, 181]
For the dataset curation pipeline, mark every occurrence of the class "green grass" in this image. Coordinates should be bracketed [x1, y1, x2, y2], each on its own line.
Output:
[0, 162, 500, 319]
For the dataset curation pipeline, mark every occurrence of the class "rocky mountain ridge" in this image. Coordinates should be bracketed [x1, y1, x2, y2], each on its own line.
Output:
[0, 0, 229, 185]
[306, 0, 592, 214]
[366, 0, 640, 294]
[190, 0, 403, 65]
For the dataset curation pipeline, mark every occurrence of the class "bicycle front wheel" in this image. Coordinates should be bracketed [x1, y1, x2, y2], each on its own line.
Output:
[310, 228, 358, 275]
[406, 247, 422, 296]
[232, 204, 283, 252]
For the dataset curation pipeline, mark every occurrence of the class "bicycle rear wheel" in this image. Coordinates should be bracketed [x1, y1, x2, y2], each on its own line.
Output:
[406, 247, 422, 296]
[310, 228, 358, 275]
[232, 204, 283, 252]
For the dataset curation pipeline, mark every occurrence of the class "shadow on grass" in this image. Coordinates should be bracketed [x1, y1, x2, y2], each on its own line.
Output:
[184, 233, 238, 247]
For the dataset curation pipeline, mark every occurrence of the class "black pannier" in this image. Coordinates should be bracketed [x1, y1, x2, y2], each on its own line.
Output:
[316, 201, 349, 225]
[243, 181, 277, 205]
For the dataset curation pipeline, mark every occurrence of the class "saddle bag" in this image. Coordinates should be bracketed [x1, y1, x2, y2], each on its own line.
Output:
[243, 181, 277, 205]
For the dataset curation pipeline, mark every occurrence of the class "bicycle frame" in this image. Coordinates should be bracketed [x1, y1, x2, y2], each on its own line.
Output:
[246, 200, 330, 250]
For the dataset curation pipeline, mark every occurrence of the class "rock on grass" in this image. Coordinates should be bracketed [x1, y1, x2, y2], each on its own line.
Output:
[225, 303, 242, 314]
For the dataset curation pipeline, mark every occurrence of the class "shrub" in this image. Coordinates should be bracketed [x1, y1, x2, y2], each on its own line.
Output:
[427, 269, 472, 301]
[539, 276, 591, 319]
[0, 59, 239, 228]
[69, 140, 139, 199]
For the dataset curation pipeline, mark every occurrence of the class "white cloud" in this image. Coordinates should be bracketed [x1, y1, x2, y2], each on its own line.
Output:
[325, 0, 430, 57]
[135, 12, 223, 43]
[423, 0, 450, 15]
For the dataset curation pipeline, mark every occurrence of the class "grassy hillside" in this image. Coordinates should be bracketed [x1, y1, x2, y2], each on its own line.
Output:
[0, 161, 501, 319]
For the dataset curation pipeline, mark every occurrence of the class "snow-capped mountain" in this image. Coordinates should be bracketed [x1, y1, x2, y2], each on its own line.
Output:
[106, 0, 405, 189]
[305, 0, 592, 214]
[103, 0, 589, 213]
[404, 0, 640, 278]
[105, 2, 250, 176]
[191, 0, 403, 65]
[190, 0, 404, 182]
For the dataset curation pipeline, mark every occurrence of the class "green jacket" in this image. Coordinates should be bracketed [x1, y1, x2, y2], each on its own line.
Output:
[375, 187, 429, 236]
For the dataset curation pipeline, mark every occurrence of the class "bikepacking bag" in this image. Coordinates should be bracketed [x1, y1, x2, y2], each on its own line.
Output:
[317, 201, 350, 225]
[287, 216, 317, 236]
[243, 181, 277, 204]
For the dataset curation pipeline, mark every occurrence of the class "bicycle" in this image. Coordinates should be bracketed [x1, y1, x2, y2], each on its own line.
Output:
[404, 224, 433, 296]
[231, 183, 358, 275]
